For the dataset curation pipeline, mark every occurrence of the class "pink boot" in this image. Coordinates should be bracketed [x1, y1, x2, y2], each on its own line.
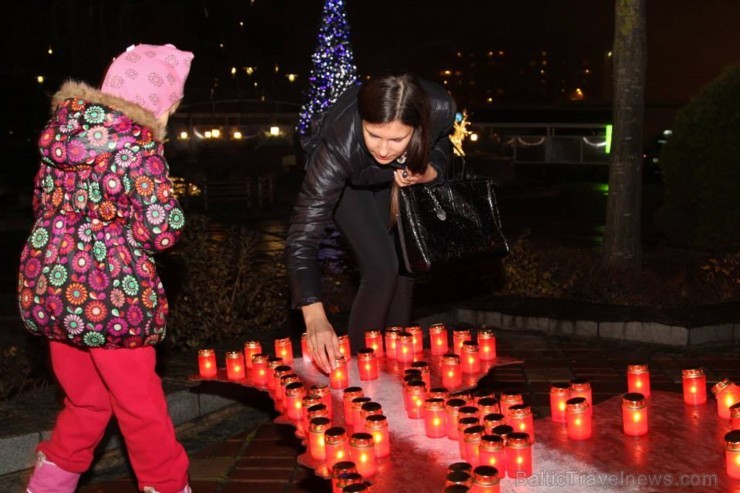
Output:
[142, 486, 191, 493]
[26, 452, 81, 493]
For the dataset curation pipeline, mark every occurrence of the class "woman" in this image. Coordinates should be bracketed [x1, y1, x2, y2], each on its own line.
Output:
[285, 73, 456, 373]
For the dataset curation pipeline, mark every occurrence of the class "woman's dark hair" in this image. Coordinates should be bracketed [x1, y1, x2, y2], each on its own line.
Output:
[357, 73, 430, 175]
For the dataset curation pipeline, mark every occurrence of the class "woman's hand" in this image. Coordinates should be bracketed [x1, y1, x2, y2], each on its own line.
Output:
[301, 302, 341, 373]
[393, 164, 438, 187]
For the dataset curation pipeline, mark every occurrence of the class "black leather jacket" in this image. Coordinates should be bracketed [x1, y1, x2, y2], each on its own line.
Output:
[286, 79, 457, 308]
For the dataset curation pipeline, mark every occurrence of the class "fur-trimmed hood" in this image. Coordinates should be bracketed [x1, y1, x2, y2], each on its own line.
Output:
[51, 80, 167, 141]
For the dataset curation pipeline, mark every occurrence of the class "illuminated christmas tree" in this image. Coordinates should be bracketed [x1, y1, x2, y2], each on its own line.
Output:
[297, 0, 359, 136]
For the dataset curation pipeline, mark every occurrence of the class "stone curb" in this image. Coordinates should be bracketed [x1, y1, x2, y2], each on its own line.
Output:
[416, 308, 739, 346]
[0, 389, 237, 477]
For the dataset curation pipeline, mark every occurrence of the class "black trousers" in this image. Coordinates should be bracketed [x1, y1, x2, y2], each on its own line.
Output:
[333, 184, 414, 351]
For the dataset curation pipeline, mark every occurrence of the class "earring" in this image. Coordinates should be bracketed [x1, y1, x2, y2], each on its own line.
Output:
[397, 153, 407, 165]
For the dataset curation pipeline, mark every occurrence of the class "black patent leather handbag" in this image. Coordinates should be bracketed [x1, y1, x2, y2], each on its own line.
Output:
[396, 173, 509, 274]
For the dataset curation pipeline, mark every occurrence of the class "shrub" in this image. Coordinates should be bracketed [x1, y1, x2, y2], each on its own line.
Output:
[657, 64, 740, 250]
[163, 214, 289, 349]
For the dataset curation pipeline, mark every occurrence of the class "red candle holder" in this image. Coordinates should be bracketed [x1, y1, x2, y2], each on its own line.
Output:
[725, 430, 740, 480]
[445, 398, 467, 440]
[225, 351, 246, 381]
[627, 363, 651, 398]
[569, 379, 593, 415]
[300, 333, 311, 363]
[479, 435, 505, 474]
[430, 387, 450, 401]
[507, 404, 535, 442]
[483, 413, 506, 434]
[463, 425, 485, 467]
[475, 398, 498, 419]
[499, 392, 524, 418]
[445, 471, 472, 488]
[411, 361, 431, 389]
[357, 349, 378, 381]
[396, 332, 414, 364]
[406, 325, 424, 353]
[429, 323, 449, 355]
[349, 432, 377, 478]
[198, 349, 218, 379]
[307, 404, 331, 434]
[364, 330, 383, 357]
[405, 381, 427, 419]
[274, 337, 294, 365]
[331, 462, 358, 493]
[338, 335, 351, 361]
[272, 365, 292, 400]
[243, 341, 261, 369]
[351, 397, 373, 432]
[301, 394, 322, 435]
[360, 402, 383, 427]
[384, 328, 401, 360]
[731, 403, 740, 430]
[549, 382, 570, 423]
[424, 398, 447, 438]
[565, 397, 592, 440]
[682, 368, 707, 405]
[461, 341, 482, 374]
[453, 328, 472, 355]
[265, 357, 284, 392]
[251, 353, 269, 387]
[622, 392, 648, 437]
[504, 432, 532, 479]
[342, 387, 364, 427]
[324, 426, 349, 472]
[470, 464, 501, 493]
[477, 329, 497, 362]
[285, 382, 306, 421]
[330, 356, 349, 389]
[442, 354, 463, 389]
[458, 417, 480, 458]
[712, 378, 740, 420]
[364, 414, 390, 459]
[311, 384, 333, 419]
[490, 424, 514, 443]
[336, 475, 365, 493]
[277, 374, 300, 413]
[308, 416, 331, 461]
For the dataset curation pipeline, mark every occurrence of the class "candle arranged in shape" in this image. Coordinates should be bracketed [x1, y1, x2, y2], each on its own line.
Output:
[364, 414, 390, 459]
[285, 382, 306, 421]
[243, 341, 261, 369]
[396, 332, 415, 364]
[477, 329, 497, 362]
[251, 354, 269, 387]
[198, 349, 217, 378]
[507, 404, 535, 442]
[622, 392, 648, 437]
[712, 378, 740, 420]
[627, 363, 651, 398]
[569, 379, 593, 415]
[682, 368, 707, 405]
[442, 354, 463, 389]
[429, 323, 449, 355]
[308, 417, 331, 461]
[461, 341, 482, 374]
[725, 430, 740, 480]
[357, 349, 378, 381]
[274, 337, 293, 365]
[479, 435, 505, 473]
[384, 328, 400, 360]
[330, 356, 349, 389]
[342, 387, 363, 427]
[463, 425, 485, 467]
[338, 335, 351, 361]
[566, 397, 592, 440]
[349, 432, 377, 477]
[453, 328, 472, 355]
[549, 382, 570, 423]
[364, 330, 383, 357]
[300, 333, 311, 363]
[225, 351, 246, 381]
[505, 432, 532, 478]
[406, 325, 424, 353]
[470, 464, 501, 493]
[424, 398, 447, 438]
[324, 426, 349, 472]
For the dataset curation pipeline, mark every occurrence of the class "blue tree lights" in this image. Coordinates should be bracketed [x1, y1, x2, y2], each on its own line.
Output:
[297, 0, 359, 136]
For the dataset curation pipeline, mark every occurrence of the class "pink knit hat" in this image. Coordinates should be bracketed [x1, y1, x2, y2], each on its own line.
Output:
[101, 43, 194, 117]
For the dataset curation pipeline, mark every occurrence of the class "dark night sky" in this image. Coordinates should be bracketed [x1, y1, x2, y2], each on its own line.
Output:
[3, 0, 740, 110]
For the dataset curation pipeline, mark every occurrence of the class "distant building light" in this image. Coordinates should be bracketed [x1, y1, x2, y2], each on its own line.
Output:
[443, 80, 448, 85]
[456, 52, 463, 58]
[48, 47, 53, 55]
[487, 97, 493, 103]
[219, 43, 224, 49]
[487, 51, 493, 57]
[470, 133, 479, 142]
[541, 51, 548, 57]
[211, 129, 222, 139]
[245, 66, 255, 75]
[498, 50, 505, 56]
[663, 129, 672, 137]
[239, 21, 244, 27]
[231, 67, 237, 75]
[204, 130, 212, 139]
[443, 69, 452, 76]
[233, 130, 243, 140]
[274, 64, 280, 73]
[605, 124, 613, 154]
[36, 75, 44, 84]
[286, 73, 298, 82]
[179, 131, 189, 140]
[269, 126, 280, 137]
[607, 51, 613, 57]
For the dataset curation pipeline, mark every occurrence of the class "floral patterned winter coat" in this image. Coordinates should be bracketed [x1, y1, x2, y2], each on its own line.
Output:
[17, 81, 184, 349]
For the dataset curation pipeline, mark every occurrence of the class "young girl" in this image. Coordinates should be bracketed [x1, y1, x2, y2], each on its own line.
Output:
[18, 43, 194, 493]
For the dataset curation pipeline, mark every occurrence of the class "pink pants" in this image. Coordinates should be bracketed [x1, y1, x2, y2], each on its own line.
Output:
[39, 341, 189, 493]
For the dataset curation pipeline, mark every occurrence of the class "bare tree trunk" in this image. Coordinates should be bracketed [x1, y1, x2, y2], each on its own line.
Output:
[603, 0, 647, 270]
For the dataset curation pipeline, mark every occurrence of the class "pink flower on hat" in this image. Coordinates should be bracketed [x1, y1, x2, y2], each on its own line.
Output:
[101, 44, 194, 117]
